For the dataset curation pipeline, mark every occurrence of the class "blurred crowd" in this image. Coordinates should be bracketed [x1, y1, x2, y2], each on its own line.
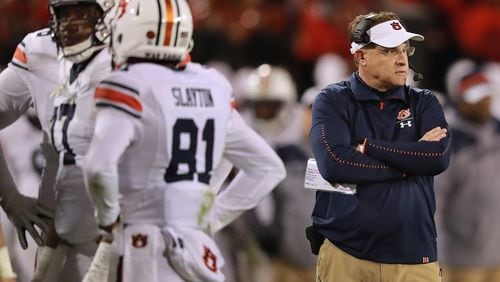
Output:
[1, 0, 500, 281]
[1, 0, 499, 94]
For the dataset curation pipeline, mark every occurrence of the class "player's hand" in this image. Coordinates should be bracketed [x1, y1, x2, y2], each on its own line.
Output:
[97, 217, 120, 243]
[0, 193, 53, 249]
[419, 127, 447, 142]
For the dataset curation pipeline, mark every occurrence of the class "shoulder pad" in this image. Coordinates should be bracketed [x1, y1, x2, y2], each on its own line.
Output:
[190, 63, 233, 97]
[88, 50, 113, 83]
[10, 28, 58, 71]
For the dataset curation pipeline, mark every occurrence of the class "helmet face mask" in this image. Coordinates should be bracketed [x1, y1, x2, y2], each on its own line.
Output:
[243, 64, 297, 106]
[111, 0, 193, 67]
[247, 100, 285, 121]
[49, 0, 116, 63]
[241, 64, 298, 136]
[51, 3, 102, 48]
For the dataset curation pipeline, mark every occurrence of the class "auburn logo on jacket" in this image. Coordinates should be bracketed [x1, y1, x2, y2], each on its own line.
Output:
[397, 108, 413, 128]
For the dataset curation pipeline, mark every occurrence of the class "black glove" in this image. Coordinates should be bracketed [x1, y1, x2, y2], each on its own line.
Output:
[305, 225, 324, 255]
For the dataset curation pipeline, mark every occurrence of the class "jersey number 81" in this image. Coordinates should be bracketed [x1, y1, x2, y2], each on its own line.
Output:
[165, 118, 214, 185]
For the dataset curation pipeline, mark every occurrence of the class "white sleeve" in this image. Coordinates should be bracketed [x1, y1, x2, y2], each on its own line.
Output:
[209, 158, 234, 194]
[210, 110, 286, 233]
[82, 108, 136, 227]
[0, 67, 32, 129]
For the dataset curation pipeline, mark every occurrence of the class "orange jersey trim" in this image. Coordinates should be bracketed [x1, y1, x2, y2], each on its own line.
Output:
[13, 47, 27, 64]
[95, 88, 143, 112]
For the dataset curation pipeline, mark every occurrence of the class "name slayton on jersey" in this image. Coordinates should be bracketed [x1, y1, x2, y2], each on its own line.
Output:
[172, 87, 214, 107]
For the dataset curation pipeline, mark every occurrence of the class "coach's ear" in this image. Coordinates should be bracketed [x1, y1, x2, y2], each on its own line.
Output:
[305, 225, 324, 255]
[354, 50, 368, 67]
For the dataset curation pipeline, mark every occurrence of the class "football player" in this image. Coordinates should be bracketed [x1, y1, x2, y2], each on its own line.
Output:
[81, 0, 286, 281]
[0, 21, 60, 282]
[45, 0, 117, 280]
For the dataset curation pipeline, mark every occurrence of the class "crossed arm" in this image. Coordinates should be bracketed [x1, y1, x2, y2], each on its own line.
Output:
[311, 92, 451, 186]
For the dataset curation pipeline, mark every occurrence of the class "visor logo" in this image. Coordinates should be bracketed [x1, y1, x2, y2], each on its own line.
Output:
[391, 22, 402, 30]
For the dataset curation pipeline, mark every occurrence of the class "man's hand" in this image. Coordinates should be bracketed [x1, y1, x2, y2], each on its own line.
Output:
[419, 127, 448, 142]
[0, 193, 53, 249]
[98, 217, 120, 243]
[354, 138, 367, 154]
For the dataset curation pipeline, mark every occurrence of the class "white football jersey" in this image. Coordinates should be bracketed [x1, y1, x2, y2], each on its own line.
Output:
[49, 49, 112, 245]
[44, 48, 113, 279]
[51, 49, 111, 165]
[86, 61, 285, 234]
[0, 28, 59, 133]
[94, 62, 233, 227]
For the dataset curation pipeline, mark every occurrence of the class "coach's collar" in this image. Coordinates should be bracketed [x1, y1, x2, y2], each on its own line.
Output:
[350, 72, 406, 102]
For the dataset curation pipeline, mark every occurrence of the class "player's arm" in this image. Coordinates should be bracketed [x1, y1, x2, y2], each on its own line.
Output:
[81, 108, 134, 282]
[0, 63, 32, 129]
[82, 108, 134, 231]
[209, 110, 286, 234]
[0, 45, 54, 249]
[83, 75, 143, 231]
[208, 158, 234, 194]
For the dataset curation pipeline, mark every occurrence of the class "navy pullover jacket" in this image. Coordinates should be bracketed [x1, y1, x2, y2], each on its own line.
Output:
[310, 73, 451, 264]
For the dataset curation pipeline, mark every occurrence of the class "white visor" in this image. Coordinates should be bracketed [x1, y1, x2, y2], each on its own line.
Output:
[350, 20, 424, 54]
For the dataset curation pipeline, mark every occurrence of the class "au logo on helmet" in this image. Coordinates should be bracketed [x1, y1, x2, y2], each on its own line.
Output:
[117, 0, 128, 19]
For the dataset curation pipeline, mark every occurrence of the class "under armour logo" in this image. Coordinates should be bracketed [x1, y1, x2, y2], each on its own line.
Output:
[399, 121, 412, 128]
[391, 22, 402, 30]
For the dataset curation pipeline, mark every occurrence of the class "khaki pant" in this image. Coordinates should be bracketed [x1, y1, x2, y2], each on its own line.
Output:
[272, 258, 316, 282]
[316, 239, 441, 282]
[442, 266, 500, 282]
